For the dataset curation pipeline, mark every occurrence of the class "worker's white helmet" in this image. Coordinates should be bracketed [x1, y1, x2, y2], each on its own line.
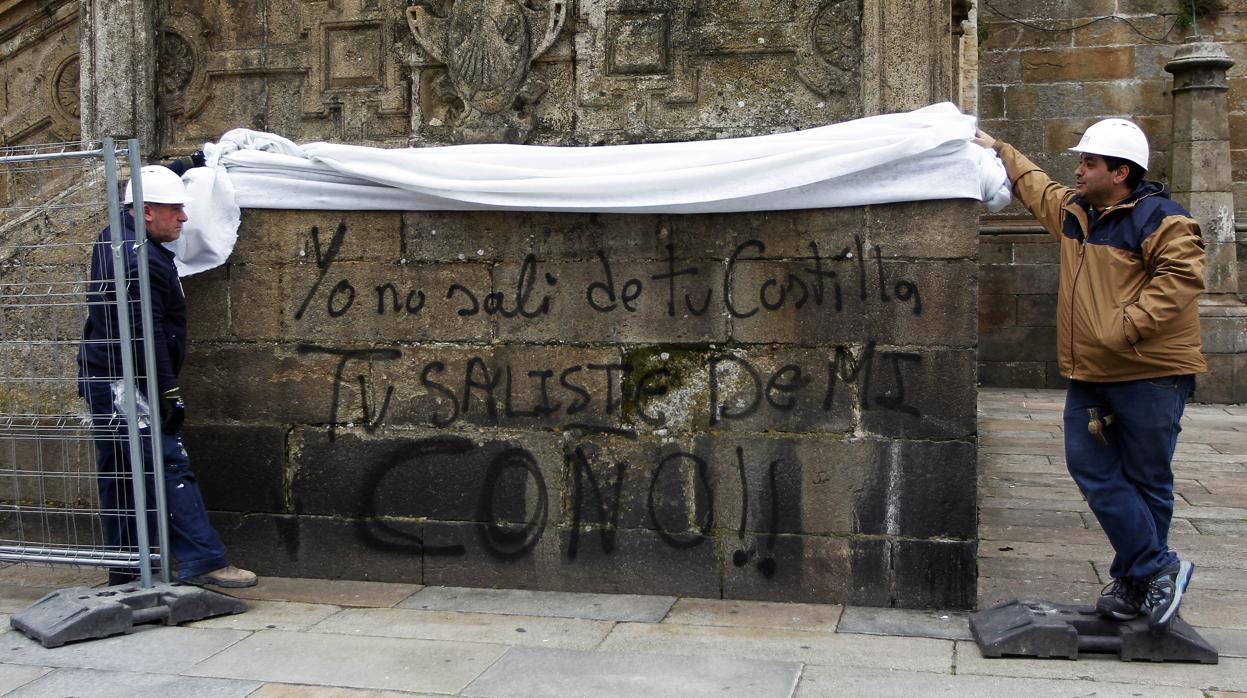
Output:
[1068, 118, 1149, 171]
[123, 165, 193, 205]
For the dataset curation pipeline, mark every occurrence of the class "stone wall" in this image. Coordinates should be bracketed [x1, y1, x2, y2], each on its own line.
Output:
[976, 2, 1247, 399]
[0, 0, 981, 607]
[178, 202, 979, 606]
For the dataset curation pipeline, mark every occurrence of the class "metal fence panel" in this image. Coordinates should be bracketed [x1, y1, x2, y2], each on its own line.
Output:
[0, 139, 166, 586]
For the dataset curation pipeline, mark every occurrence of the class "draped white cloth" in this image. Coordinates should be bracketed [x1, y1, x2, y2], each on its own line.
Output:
[171, 102, 1011, 276]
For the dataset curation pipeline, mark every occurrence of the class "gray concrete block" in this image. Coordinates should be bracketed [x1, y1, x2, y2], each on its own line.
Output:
[462, 646, 801, 698]
[187, 630, 507, 693]
[399, 585, 674, 622]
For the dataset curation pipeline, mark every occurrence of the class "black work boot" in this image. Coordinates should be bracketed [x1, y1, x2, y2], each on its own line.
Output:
[1143, 560, 1195, 633]
[1095, 578, 1144, 621]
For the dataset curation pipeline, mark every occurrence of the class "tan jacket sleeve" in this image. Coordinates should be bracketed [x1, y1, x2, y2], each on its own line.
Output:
[1123, 215, 1206, 343]
[994, 142, 1076, 239]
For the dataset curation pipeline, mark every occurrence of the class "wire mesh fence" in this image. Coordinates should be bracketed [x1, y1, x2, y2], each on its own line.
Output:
[0, 139, 167, 585]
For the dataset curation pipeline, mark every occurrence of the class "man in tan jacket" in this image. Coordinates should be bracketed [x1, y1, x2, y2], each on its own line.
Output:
[975, 119, 1205, 633]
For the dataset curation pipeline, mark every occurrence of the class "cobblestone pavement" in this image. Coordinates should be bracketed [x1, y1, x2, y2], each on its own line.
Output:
[0, 388, 1240, 697]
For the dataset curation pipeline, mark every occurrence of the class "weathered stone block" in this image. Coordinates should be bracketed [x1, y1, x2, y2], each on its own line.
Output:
[1015, 293, 1057, 326]
[979, 264, 1059, 295]
[892, 539, 977, 609]
[729, 259, 976, 347]
[181, 342, 345, 424]
[182, 266, 229, 341]
[290, 428, 564, 529]
[281, 262, 494, 343]
[1023, 47, 1136, 83]
[861, 201, 978, 259]
[385, 345, 628, 431]
[980, 325, 1058, 363]
[859, 349, 977, 440]
[233, 210, 404, 264]
[978, 294, 1017, 332]
[211, 512, 423, 583]
[719, 534, 891, 606]
[229, 263, 283, 341]
[182, 424, 286, 513]
[493, 257, 729, 344]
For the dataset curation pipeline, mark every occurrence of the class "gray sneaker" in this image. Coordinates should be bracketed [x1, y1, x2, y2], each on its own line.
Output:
[184, 565, 258, 588]
[1143, 560, 1194, 633]
[1095, 578, 1144, 621]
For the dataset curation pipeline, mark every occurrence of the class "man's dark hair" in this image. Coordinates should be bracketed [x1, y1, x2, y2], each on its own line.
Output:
[1103, 155, 1146, 189]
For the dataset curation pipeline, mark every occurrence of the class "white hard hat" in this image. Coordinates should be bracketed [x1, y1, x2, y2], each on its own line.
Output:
[123, 165, 193, 205]
[1068, 118, 1149, 171]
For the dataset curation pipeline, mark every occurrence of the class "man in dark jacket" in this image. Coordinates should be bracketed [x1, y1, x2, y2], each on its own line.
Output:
[975, 120, 1205, 633]
[79, 165, 256, 588]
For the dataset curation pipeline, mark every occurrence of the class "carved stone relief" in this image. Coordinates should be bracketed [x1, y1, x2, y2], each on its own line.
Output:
[0, 1, 80, 145]
[407, 0, 566, 143]
[574, 0, 862, 143]
[155, 0, 413, 154]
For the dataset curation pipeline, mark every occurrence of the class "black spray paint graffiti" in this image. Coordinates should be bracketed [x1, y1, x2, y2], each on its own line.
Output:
[349, 434, 796, 577]
[292, 224, 923, 323]
[296, 343, 924, 437]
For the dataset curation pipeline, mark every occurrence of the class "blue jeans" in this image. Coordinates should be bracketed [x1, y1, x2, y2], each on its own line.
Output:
[82, 380, 229, 583]
[1064, 375, 1195, 583]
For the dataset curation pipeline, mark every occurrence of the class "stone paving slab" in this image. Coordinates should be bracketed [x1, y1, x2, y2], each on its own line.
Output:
[977, 577, 1102, 609]
[0, 664, 48, 694]
[955, 640, 1247, 692]
[1196, 628, 1247, 658]
[186, 630, 507, 694]
[0, 566, 106, 587]
[980, 525, 1108, 547]
[185, 599, 343, 631]
[795, 664, 1203, 697]
[836, 607, 972, 641]
[0, 626, 248, 673]
[978, 507, 1085, 528]
[599, 622, 953, 673]
[979, 497, 1091, 513]
[461, 647, 800, 698]
[0, 584, 62, 614]
[249, 685, 447, 698]
[400, 586, 675, 622]
[226, 577, 421, 608]
[1193, 520, 1247, 536]
[5, 667, 261, 697]
[1182, 590, 1247, 630]
[661, 598, 842, 632]
[312, 607, 614, 649]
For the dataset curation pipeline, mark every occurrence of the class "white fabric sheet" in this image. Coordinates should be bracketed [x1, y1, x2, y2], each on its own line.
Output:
[174, 102, 1011, 276]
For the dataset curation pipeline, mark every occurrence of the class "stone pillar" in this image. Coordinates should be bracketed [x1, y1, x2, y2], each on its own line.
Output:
[1165, 38, 1246, 403]
[861, 0, 954, 114]
[79, 0, 156, 151]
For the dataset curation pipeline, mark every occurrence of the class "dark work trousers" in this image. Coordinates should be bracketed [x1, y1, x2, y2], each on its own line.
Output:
[82, 379, 228, 584]
[1063, 375, 1195, 583]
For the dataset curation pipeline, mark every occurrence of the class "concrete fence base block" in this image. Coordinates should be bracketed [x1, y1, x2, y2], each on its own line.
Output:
[10, 583, 245, 648]
[969, 598, 1218, 664]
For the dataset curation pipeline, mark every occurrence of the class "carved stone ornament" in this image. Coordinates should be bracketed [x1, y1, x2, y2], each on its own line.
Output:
[796, 0, 861, 98]
[156, 15, 211, 121]
[407, 0, 566, 142]
[44, 42, 82, 141]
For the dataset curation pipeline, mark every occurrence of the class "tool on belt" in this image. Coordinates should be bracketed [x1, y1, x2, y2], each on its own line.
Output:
[1087, 408, 1115, 446]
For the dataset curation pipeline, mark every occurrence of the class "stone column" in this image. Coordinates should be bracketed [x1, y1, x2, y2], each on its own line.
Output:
[79, 0, 156, 152]
[860, 0, 954, 114]
[1165, 38, 1246, 403]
